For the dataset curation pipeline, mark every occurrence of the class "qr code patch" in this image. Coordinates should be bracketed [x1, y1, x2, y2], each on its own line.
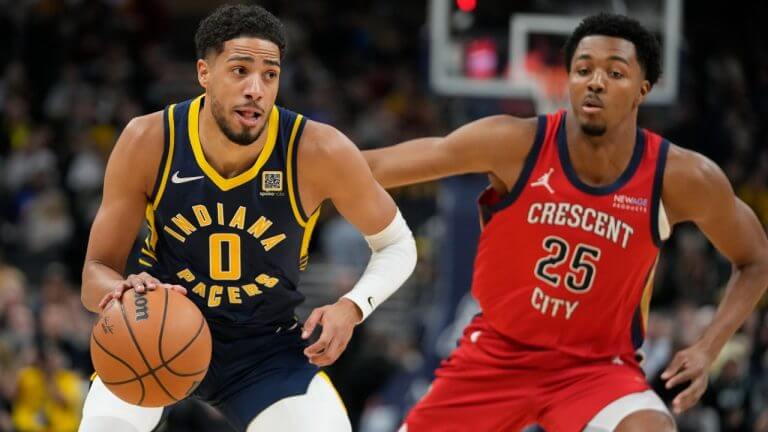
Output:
[262, 171, 283, 192]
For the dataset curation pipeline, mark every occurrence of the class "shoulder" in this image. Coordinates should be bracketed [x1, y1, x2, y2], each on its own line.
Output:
[298, 119, 360, 166]
[662, 143, 733, 224]
[108, 110, 166, 196]
[454, 114, 539, 147]
[116, 111, 165, 156]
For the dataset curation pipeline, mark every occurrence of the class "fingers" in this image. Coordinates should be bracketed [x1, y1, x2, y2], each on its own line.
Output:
[302, 308, 325, 339]
[305, 333, 333, 361]
[672, 375, 708, 414]
[98, 291, 116, 310]
[126, 272, 162, 294]
[111, 281, 130, 300]
[661, 353, 685, 380]
[665, 366, 697, 389]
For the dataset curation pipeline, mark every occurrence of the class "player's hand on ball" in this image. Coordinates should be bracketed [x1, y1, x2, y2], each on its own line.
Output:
[661, 343, 714, 414]
[98, 272, 187, 310]
[301, 298, 363, 367]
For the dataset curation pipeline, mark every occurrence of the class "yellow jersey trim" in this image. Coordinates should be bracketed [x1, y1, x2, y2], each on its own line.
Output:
[188, 95, 279, 192]
[317, 371, 347, 414]
[286, 114, 308, 227]
[299, 207, 321, 271]
[138, 259, 153, 267]
[141, 248, 157, 260]
[639, 256, 659, 332]
[145, 204, 159, 250]
[152, 104, 176, 210]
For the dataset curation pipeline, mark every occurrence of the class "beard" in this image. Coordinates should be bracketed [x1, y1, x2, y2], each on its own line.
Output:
[580, 122, 607, 136]
[210, 96, 268, 146]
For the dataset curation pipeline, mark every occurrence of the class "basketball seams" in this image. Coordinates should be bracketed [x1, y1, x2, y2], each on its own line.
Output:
[91, 332, 146, 404]
[118, 290, 179, 403]
[161, 317, 209, 377]
[158, 288, 209, 377]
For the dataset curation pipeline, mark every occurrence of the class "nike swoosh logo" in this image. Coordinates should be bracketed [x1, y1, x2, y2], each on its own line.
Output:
[367, 296, 375, 308]
[171, 171, 204, 184]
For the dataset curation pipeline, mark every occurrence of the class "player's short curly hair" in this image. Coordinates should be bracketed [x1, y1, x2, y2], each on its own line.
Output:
[194, 4, 287, 60]
[563, 13, 662, 86]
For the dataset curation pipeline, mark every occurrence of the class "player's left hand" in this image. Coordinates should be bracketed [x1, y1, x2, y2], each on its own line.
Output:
[661, 343, 715, 414]
[301, 298, 363, 367]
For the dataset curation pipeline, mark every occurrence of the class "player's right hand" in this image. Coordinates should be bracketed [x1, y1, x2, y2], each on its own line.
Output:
[98, 272, 187, 310]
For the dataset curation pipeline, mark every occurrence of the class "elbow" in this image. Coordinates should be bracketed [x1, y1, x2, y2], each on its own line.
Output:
[80, 289, 99, 314]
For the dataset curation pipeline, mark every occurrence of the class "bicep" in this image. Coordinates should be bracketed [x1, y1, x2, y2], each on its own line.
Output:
[332, 159, 397, 235]
[695, 196, 767, 267]
[670, 154, 768, 266]
[325, 142, 398, 235]
[84, 125, 155, 273]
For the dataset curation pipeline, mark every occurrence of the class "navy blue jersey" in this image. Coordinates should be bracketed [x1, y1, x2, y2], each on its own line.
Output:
[138, 95, 320, 332]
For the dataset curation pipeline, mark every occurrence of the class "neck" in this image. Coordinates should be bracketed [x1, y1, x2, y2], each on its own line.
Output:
[198, 100, 267, 179]
[564, 110, 638, 186]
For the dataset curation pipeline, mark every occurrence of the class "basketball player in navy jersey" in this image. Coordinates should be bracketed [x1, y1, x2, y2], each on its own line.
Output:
[78, 5, 416, 432]
[365, 13, 768, 432]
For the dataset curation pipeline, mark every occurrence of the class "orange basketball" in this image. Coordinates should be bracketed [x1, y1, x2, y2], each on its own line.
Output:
[90, 288, 212, 407]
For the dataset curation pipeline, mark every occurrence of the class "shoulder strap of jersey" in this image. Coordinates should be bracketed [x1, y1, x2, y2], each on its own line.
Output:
[649, 132, 671, 247]
[148, 103, 178, 209]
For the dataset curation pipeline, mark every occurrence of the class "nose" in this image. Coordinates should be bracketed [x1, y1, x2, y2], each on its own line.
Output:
[587, 71, 606, 94]
[243, 76, 264, 101]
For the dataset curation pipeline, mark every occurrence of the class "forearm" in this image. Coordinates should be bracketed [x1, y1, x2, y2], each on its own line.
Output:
[697, 260, 768, 356]
[81, 260, 124, 313]
[363, 138, 443, 189]
[342, 210, 417, 321]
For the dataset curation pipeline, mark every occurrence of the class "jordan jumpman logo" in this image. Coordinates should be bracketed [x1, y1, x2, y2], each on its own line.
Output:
[531, 168, 555, 194]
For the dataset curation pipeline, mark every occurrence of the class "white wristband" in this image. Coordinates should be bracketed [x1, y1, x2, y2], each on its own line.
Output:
[342, 210, 416, 322]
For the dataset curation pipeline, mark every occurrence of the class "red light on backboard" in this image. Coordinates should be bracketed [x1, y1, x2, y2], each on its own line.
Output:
[456, 0, 477, 13]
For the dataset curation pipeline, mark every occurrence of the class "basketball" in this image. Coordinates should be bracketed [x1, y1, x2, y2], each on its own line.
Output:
[90, 288, 212, 407]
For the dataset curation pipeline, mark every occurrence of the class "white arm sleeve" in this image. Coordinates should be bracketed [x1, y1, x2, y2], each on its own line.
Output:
[342, 210, 417, 322]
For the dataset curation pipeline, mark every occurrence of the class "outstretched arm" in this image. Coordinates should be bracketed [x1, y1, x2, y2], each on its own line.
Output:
[661, 147, 768, 414]
[298, 122, 417, 366]
[363, 115, 538, 189]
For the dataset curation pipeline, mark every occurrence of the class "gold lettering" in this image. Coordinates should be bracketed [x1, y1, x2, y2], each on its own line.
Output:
[217, 202, 224, 225]
[176, 269, 195, 282]
[193, 205, 212, 227]
[261, 234, 286, 251]
[171, 214, 197, 235]
[192, 282, 206, 298]
[255, 273, 279, 288]
[242, 283, 262, 296]
[164, 225, 186, 243]
[227, 287, 242, 304]
[246, 216, 273, 239]
[229, 206, 247, 230]
[208, 285, 223, 307]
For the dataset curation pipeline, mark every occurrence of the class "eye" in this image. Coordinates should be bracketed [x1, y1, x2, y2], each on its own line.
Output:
[577, 68, 590, 76]
[610, 70, 624, 79]
[233, 67, 246, 76]
[265, 71, 278, 80]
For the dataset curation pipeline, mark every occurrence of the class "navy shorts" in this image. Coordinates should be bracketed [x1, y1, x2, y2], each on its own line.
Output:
[192, 321, 319, 431]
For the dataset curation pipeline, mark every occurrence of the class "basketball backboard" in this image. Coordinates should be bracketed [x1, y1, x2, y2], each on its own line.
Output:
[429, 0, 683, 112]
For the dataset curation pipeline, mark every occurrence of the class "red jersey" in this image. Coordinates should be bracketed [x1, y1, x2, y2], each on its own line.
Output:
[473, 110, 670, 359]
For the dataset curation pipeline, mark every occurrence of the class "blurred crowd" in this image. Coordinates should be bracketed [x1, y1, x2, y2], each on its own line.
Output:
[0, 1, 766, 431]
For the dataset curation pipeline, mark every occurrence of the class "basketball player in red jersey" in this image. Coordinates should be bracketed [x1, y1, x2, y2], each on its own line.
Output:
[365, 13, 768, 432]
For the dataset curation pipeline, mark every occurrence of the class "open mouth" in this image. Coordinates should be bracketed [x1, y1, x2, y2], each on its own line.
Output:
[234, 109, 262, 127]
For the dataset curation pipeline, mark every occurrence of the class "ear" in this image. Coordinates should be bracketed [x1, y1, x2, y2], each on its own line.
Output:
[639, 80, 651, 99]
[633, 80, 651, 109]
[197, 59, 210, 90]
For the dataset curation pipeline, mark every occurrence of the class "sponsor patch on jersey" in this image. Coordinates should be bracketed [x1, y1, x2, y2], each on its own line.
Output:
[261, 171, 284, 196]
[612, 194, 648, 213]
